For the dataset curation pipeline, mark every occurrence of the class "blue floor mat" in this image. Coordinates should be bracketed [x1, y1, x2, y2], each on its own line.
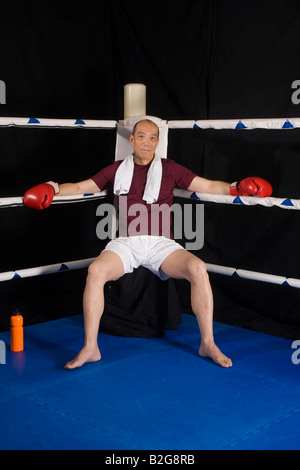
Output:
[0, 313, 299, 450]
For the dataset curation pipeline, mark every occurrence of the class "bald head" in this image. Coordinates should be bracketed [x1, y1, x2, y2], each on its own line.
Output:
[132, 119, 159, 138]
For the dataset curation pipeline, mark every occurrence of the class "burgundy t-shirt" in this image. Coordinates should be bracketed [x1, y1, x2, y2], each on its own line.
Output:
[91, 158, 197, 238]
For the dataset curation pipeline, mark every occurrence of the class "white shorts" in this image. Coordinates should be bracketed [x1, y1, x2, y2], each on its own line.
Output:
[103, 235, 185, 280]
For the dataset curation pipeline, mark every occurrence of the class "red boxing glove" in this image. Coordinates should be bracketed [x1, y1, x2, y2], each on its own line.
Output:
[24, 181, 59, 210]
[230, 177, 272, 198]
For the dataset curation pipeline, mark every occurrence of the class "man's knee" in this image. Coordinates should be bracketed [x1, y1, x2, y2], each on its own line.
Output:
[186, 257, 207, 283]
[87, 251, 124, 285]
[87, 260, 108, 285]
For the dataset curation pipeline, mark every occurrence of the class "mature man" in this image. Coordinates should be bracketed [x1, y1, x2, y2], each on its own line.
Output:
[24, 119, 272, 369]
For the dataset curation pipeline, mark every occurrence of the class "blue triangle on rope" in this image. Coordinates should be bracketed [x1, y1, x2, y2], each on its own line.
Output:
[281, 198, 294, 207]
[58, 263, 69, 272]
[235, 120, 247, 129]
[74, 119, 86, 125]
[28, 118, 40, 124]
[282, 119, 293, 129]
[282, 280, 290, 286]
[13, 273, 21, 279]
[193, 123, 200, 129]
[232, 271, 240, 278]
[233, 196, 244, 204]
[190, 192, 200, 200]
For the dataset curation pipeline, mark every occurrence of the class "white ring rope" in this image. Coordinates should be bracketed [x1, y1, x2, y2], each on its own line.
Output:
[0, 117, 117, 129]
[1, 256, 299, 289]
[206, 264, 300, 289]
[0, 116, 299, 130]
[1, 189, 298, 210]
[0, 258, 95, 282]
[168, 118, 300, 130]
[173, 189, 300, 210]
[0, 191, 108, 208]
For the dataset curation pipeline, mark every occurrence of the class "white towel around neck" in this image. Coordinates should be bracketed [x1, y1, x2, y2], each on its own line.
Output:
[113, 154, 162, 203]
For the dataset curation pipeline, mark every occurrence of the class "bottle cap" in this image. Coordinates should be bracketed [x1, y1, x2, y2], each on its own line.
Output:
[10, 310, 23, 326]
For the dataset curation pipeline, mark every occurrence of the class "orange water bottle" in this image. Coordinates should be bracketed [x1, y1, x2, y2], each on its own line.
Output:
[10, 310, 24, 352]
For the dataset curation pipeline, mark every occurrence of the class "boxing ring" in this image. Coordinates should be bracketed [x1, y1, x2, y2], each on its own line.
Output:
[1, 112, 300, 451]
[0, 115, 300, 287]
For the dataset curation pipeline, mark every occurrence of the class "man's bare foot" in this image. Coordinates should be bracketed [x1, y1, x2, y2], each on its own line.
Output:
[199, 342, 232, 368]
[64, 345, 101, 369]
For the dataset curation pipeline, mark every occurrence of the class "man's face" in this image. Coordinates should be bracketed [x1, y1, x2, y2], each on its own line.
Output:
[129, 121, 159, 162]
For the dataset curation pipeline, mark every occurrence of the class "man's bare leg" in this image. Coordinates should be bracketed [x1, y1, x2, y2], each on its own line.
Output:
[160, 250, 232, 368]
[64, 250, 124, 369]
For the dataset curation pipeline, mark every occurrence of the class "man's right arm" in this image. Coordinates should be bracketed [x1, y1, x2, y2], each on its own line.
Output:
[58, 179, 101, 196]
[24, 178, 101, 210]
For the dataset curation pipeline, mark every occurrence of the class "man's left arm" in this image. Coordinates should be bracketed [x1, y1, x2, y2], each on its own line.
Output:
[187, 176, 230, 195]
[187, 175, 273, 198]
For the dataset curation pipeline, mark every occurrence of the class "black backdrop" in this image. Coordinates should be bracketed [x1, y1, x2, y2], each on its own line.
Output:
[1, 0, 300, 339]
